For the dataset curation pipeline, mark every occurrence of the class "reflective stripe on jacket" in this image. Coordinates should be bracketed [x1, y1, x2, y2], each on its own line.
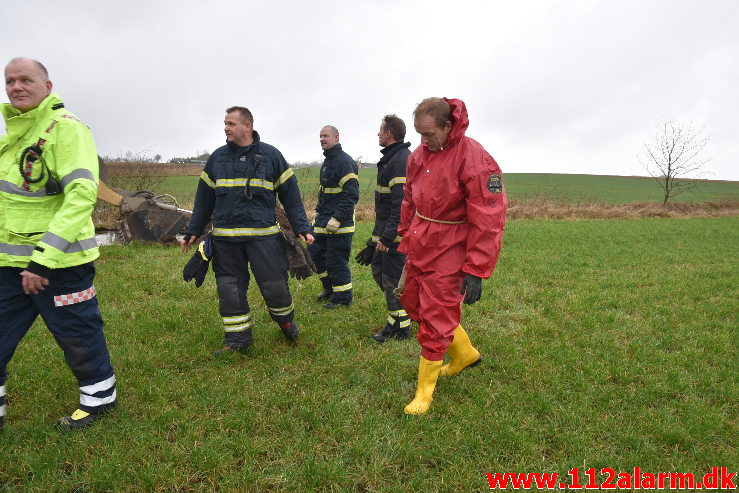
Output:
[0, 94, 99, 270]
[185, 132, 311, 241]
[371, 141, 410, 247]
[314, 143, 359, 235]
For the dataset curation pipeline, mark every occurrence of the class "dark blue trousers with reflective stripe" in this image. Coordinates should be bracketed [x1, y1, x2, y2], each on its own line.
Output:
[370, 246, 409, 328]
[0, 263, 116, 415]
[307, 234, 353, 304]
[211, 236, 294, 347]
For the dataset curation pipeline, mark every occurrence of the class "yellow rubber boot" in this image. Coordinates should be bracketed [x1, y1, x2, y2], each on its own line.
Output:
[404, 356, 443, 415]
[440, 325, 482, 377]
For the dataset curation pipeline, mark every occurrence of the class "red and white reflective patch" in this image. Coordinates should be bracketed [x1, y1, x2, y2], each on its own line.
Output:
[54, 285, 96, 307]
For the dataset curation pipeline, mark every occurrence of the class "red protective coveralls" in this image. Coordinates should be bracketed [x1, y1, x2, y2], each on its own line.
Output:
[397, 98, 507, 361]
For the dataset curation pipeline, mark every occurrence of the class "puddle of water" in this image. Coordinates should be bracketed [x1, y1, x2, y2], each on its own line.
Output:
[95, 231, 123, 246]
[95, 231, 185, 246]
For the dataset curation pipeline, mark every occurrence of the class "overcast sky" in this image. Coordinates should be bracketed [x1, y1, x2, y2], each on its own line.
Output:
[3, 0, 738, 180]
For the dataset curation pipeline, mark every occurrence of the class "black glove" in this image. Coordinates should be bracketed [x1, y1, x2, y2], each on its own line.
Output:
[354, 244, 375, 266]
[460, 274, 482, 305]
[183, 233, 213, 288]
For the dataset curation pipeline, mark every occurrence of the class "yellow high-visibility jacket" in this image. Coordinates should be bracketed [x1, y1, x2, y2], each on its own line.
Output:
[0, 93, 99, 273]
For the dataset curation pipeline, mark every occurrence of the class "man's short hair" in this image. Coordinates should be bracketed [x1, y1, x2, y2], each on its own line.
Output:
[322, 125, 339, 136]
[382, 114, 406, 141]
[226, 106, 253, 124]
[413, 97, 453, 130]
[8, 57, 49, 79]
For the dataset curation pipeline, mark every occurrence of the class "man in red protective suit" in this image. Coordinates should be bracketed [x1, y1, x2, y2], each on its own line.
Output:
[398, 97, 507, 415]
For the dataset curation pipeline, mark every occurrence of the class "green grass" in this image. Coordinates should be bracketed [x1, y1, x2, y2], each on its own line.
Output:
[1, 218, 736, 491]
[503, 173, 739, 203]
[155, 171, 739, 209]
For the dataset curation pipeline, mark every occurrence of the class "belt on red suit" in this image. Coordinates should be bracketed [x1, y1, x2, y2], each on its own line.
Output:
[415, 210, 467, 225]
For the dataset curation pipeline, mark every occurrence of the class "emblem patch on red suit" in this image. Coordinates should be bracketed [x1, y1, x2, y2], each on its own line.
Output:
[54, 286, 97, 307]
[487, 174, 503, 194]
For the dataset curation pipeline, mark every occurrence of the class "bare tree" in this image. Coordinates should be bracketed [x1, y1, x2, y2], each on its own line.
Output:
[638, 118, 710, 204]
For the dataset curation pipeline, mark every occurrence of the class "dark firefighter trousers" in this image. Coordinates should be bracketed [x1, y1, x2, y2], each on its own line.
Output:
[307, 233, 353, 305]
[371, 246, 410, 331]
[211, 236, 294, 347]
[0, 263, 117, 418]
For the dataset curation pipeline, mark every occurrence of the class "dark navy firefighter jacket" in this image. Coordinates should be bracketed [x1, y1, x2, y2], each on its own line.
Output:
[370, 141, 411, 248]
[186, 131, 311, 241]
[313, 143, 359, 235]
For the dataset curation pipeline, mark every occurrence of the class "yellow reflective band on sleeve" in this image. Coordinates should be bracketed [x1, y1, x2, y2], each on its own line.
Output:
[333, 283, 352, 292]
[317, 272, 328, 279]
[200, 171, 216, 188]
[339, 173, 358, 187]
[274, 168, 295, 187]
[390, 310, 408, 317]
[376, 185, 391, 194]
[60, 168, 95, 189]
[398, 319, 411, 328]
[389, 176, 406, 187]
[213, 225, 280, 237]
[321, 187, 342, 194]
[370, 235, 401, 243]
[40, 233, 97, 253]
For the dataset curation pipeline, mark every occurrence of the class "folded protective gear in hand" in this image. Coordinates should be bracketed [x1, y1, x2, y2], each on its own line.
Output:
[281, 230, 317, 280]
[354, 244, 375, 266]
[326, 217, 341, 233]
[460, 274, 482, 305]
[183, 233, 213, 287]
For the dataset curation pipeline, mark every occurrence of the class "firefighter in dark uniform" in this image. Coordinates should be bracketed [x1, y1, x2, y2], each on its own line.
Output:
[181, 106, 314, 354]
[1, 58, 117, 430]
[308, 125, 359, 308]
[355, 115, 412, 342]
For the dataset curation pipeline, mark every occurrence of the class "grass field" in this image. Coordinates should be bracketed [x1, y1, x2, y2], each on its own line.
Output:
[1, 217, 736, 491]
[146, 170, 739, 210]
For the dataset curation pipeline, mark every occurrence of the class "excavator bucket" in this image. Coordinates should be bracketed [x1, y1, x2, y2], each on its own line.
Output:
[96, 157, 192, 243]
[121, 209, 191, 243]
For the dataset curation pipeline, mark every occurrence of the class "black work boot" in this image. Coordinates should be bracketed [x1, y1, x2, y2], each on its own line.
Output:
[372, 323, 396, 343]
[57, 402, 116, 431]
[214, 329, 252, 355]
[316, 289, 331, 301]
[395, 322, 410, 340]
[213, 345, 250, 356]
[279, 321, 300, 342]
[323, 301, 350, 309]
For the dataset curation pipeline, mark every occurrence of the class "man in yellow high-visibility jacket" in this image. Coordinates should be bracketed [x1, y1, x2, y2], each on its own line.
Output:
[0, 58, 117, 430]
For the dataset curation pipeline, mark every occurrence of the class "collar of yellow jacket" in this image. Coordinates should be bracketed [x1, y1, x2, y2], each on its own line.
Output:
[1, 93, 63, 127]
